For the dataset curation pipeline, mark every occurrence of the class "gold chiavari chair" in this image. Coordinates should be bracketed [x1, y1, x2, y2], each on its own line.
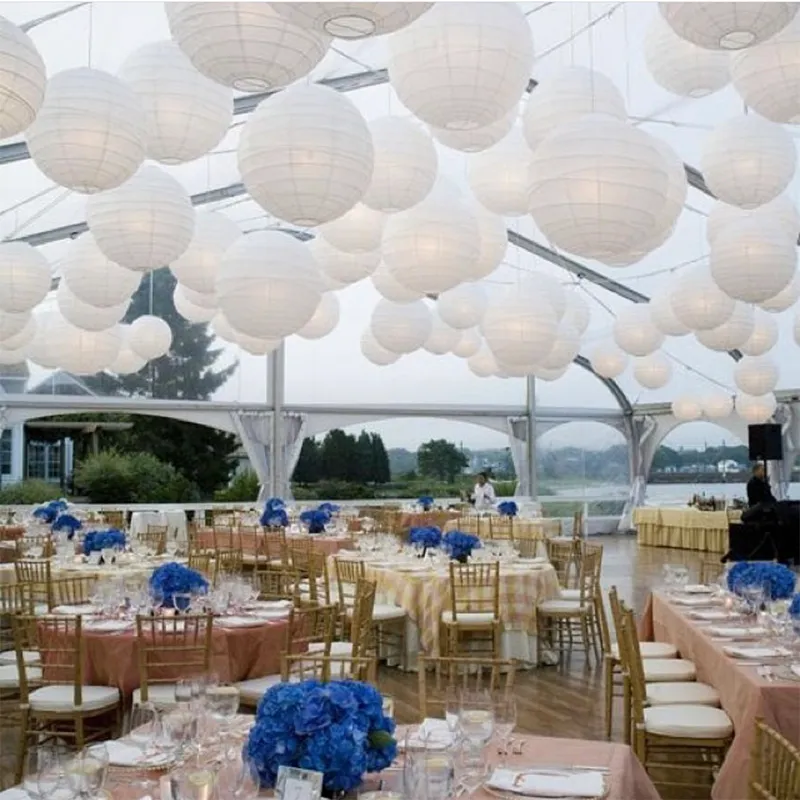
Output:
[255, 568, 299, 602]
[49, 575, 98, 608]
[15, 535, 55, 560]
[545, 537, 581, 588]
[0, 584, 35, 667]
[138, 528, 167, 556]
[262, 528, 288, 568]
[442, 561, 501, 659]
[348, 578, 377, 659]
[99, 510, 125, 530]
[215, 547, 244, 580]
[187, 527, 215, 556]
[14, 559, 53, 611]
[187, 551, 213, 579]
[488, 516, 514, 541]
[294, 549, 331, 606]
[748, 718, 800, 800]
[572, 508, 585, 539]
[280, 653, 377, 683]
[515, 536, 540, 559]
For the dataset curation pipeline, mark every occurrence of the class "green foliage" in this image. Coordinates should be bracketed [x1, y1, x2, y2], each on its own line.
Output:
[295, 430, 391, 486]
[0, 479, 66, 505]
[215, 470, 260, 502]
[293, 439, 321, 484]
[293, 480, 377, 501]
[417, 439, 469, 482]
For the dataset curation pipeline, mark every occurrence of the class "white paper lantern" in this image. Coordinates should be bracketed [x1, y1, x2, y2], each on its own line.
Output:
[128, 315, 173, 360]
[706, 194, 800, 246]
[173, 284, 215, 324]
[540, 323, 580, 370]
[0, 16, 46, 138]
[49, 317, 123, 375]
[87, 165, 195, 272]
[25, 68, 147, 193]
[387, 2, 533, 131]
[437, 283, 488, 330]
[644, 16, 731, 97]
[467, 344, 499, 378]
[423, 314, 461, 355]
[0, 242, 50, 313]
[734, 355, 779, 395]
[587, 342, 628, 379]
[710, 220, 796, 303]
[0, 314, 35, 350]
[451, 327, 482, 359]
[362, 117, 437, 212]
[319, 204, 384, 254]
[180, 285, 217, 310]
[701, 115, 797, 209]
[529, 115, 670, 261]
[0, 344, 27, 365]
[532, 364, 569, 382]
[309, 237, 379, 287]
[169, 212, 241, 295]
[118, 40, 233, 165]
[0, 310, 30, 342]
[695, 302, 755, 351]
[671, 268, 735, 331]
[110, 341, 146, 375]
[740, 310, 779, 356]
[270, 3, 431, 38]
[659, 2, 798, 50]
[672, 395, 703, 421]
[236, 332, 280, 356]
[430, 108, 517, 153]
[361, 330, 399, 366]
[469, 205, 508, 281]
[562, 290, 591, 336]
[735, 391, 777, 424]
[613, 305, 665, 357]
[210, 311, 238, 343]
[522, 67, 626, 152]
[759, 271, 800, 313]
[296, 293, 340, 340]
[57, 283, 129, 332]
[633, 352, 673, 389]
[649, 292, 691, 337]
[166, 2, 330, 91]
[370, 299, 432, 354]
[370, 264, 424, 303]
[702, 392, 734, 419]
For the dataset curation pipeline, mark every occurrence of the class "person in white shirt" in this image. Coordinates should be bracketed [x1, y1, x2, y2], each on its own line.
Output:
[472, 472, 497, 510]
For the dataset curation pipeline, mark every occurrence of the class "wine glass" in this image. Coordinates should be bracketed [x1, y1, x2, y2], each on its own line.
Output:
[206, 682, 240, 751]
[174, 593, 192, 614]
[127, 702, 162, 784]
[453, 742, 488, 800]
[67, 743, 108, 799]
[25, 744, 76, 800]
[220, 754, 260, 799]
[492, 694, 517, 764]
[444, 687, 461, 736]
[170, 764, 217, 800]
[458, 690, 494, 746]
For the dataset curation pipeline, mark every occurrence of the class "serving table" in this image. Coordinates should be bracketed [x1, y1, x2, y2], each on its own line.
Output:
[633, 507, 737, 553]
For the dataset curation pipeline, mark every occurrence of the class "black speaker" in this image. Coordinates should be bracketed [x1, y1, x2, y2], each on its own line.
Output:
[748, 423, 783, 461]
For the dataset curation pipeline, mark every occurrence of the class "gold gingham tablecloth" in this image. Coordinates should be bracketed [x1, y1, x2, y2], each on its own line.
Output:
[633, 507, 736, 553]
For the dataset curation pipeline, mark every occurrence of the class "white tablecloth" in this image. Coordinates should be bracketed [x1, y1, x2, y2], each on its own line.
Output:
[129, 510, 187, 545]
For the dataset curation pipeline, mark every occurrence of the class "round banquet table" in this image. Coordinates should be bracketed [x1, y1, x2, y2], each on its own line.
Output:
[196, 528, 353, 557]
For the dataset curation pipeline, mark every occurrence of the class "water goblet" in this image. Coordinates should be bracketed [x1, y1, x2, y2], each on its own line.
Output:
[458, 690, 495, 747]
[166, 534, 179, 558]
[492, 694, 517, 764]
[219, 754, 260, 798]
[25, 744, 76, 800]
[67, 743, 108, 799]
[127, 702, 162, 786]
[169, 764, 217, 800]
[174, 592, 192, 614]
[453, 741, 488, 800]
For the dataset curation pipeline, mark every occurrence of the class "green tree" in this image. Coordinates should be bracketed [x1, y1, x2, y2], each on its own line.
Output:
[369, 433, 391, 484]
[293, 438, 321, 484]
[417, 439, 469, 482]
[355, 431, 374, 483]
[320, 429, 359, 482]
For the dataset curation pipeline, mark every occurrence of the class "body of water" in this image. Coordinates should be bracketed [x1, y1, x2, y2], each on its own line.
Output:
[544, 482, 800, 505]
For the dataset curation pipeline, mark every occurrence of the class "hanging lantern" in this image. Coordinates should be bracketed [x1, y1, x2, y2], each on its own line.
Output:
[48, 317, 123, 375]
[467, 344, 500, 378]
[173, 284, 215, 324]
[672, 395, 704, 421]
[128, 315, 173, 360]
[180, 285, 217, 310]
[23, 312, 56, 368]
[110, 339, 147, 375]
[361, 330, 399, 366]
[706, 194, 800, 245]
[695, 302, 755, 351]
[702, 392, 734, 419]
[469, 205, 508, 281]
[319, 204, 385, 254]
[650, 291, 691, 337]
[451, 328, 482, 359]
[613, 305, 665, 357]
[57, 283, 129, 333]
[539, 323, 580, 370]
[588, 342, 628, 379]
[532, 364, 569, 382]
[270, 3, 432, 38]
[740, 310, 779, 356]
[430, 108, 517, 154]
[0, 242, 51, 313]
[309, 237, 379, 287]
[562, 290, 591, 336]
[734, 355, 779, 395]
[237, 332, 280, 356]
[633, 352, 673, 389]
[0, 15, 46, 138]
[759, 271, 800, 313]
[437, 283, 488, 330]
[671, 268, 735, 331]
[0, 314, 35, 350]
[210, 311, 239, 343]
[370, 263, 424, 303]
[370, 299, 432, 354]
[0, 310, 30, 342]
[735, 391, 778, 424]
[423, 314, 461, 355]
[296, 293, 340, 340]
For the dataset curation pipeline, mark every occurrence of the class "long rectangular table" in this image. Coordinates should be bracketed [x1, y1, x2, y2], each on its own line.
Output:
[633, 507, 737, 553]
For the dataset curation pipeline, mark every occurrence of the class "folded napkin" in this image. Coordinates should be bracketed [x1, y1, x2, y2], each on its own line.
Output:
[682, 584, 713, 594]
[83, 619, 133, 632]
[106, 739, 173, 768]
[487, 768, 605, 799]
[671, 596, 718, 607]
[52, 604, 98, 616]
[689, 610, 737, 621]
[723, 645, 791, 659]
[708, 626, 766, 639]
[517, 557, 548, 565]
[216, 616, 268, 628]
[249, 609, 291, 620]
[403, 718, 455, 750]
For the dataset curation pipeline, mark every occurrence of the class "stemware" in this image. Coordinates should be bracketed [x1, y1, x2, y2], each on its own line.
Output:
[453, 742, 488, 800]
[458, 690, 495, 747]
[169, 764, 217, 800]
[492, 694, 517, 763]
[206, 682, 240, 748]
[24, 744, 76, 800]
[219, 754, 260, 799]
[67, 743, 109, 799]
[127, 702, 163, 783]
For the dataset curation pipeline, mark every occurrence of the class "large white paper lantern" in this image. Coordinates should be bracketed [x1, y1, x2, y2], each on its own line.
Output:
[236, 332, 280, 356]
[239, 84, 373, 227]
[0, 310, 29, 342]
[437, 283, 488, 330]
[361, 330, 399, 366]
[270, 3, 431, 38]
[759, 271, 800, 313]
[532, 364, 569, 382]
[0, 314, 35, 350]
[118, 40, 233, 165]
[522, 67, 626, 152]
[735, 391, 777, 424]
[468, 344, 500, 379]
[430, 108, 517, 154]
[452, 327, 482, 359]
[633, 352, 673, 389]
[695, 302, 755, 351]
[587, 342, 628, 379]
[319, 204, 384, 254]
[87, 165, 195, 272]
[613, 306, 665, 357]
[0, 242, 50, 313]
[702, 392, 734, 419]
[0, 344, 27, 365]
[370, 264, 423, 303]
[701, 115, 797, 209]
[110, 339, 147, 375]
[710, 220, 796, 303]
[24, 312, 56, 368]
[173, 284, 215, 324]
[309, 237, 379, 287]
[540, 323, 580, 370]
[166, 2, 330, 91]
[180, 285, 217, 310]
[25, 68, 146, 193]
[387, 2, 533, 131]
[49, 317, 123, 375]
[672, 395, 703, 421]
[470, 205, 508, 281]
[169, 212, 240, 295]
[739, 310, 779, 357]
[370, 299, 432, 354]
[659, 3, 798, 50]
[362, 117, 437, 213]
[644, 16, 731, 97]
[296, 293, 340, 340]
[562, 290, 591, 336]
[128, 315, 172, 360]
[671, 268, 735, 331]
[57, 283, 129, 332]
[529, 115, 670, 261]
[210, 311, 238, 343]
[0, 16, 46, 138]
[734, 355, 779, 395]
[423, 314, 461, 355]
[706, 194, 800, 245]
[650, 291, 691, 337]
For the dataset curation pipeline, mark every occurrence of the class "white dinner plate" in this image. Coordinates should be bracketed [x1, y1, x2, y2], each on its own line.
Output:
[722, 645, 791, 660]
[216, 616, 271, 628]
[83, 620, 133, 633]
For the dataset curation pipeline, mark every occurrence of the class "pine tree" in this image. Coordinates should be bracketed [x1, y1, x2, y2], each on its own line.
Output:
[355, 430, 374, 483]
[293, 438, 321, 484]
[370, 433, 391, 484]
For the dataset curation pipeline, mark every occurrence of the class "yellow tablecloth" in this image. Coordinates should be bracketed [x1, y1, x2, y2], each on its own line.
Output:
[445, 516, 561, 539]
[633, 507, 737, 553]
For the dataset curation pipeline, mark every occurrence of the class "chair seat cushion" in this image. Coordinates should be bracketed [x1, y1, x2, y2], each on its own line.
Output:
[235, 674, 283, 704]
[646, 682, 721, 707]
[559, 589, 583, 600]
[0, 649, 39, 666]
[537, 599, 587, 614]
[132, 684, 179, 709]
[373, 604, 406, 622]
[611, 641, 678, 660]
[643, 658, 696, 682]
[0, 664, 42, 689]
[441, 611, 496, 625]
[308, 641, 353, 656]
[30, 684, 119, 713]
[644, 704, 733, 738]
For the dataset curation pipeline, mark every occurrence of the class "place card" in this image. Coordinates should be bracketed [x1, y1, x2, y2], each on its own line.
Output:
[276, 766, 324, 800]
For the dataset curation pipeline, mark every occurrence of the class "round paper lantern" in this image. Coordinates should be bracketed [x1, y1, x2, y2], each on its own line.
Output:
[423, 314, 461, 355]
[587, 342, 628, 379]
[710, 219, 796, 303]
[166, 2, 330, 91]
[735, 391, 777, 424]
[437, 283, 488, 330]
[370, 264, 424, 303]
[296, 293, 340, 340]
[87, 165, 195, 272]
[701, 115, 797, 209]
[759, 271, 800, 313]
[387, 2, 533, 131]
[319, 204, 384, 254]
[0, 314, 35, 350]
[659, 2, 798, 50]
[361, 330, 399, 366]
[467, 344, 500, 378]
[216, 232, 323, 339]
[0, 344, 26, 365]
[25, 68, 146, 193]
[740, 310, 779, 356]
[270, 3, 432, 38]
[118, 40, 233, 165]
[49, 317, 123, 375]
[237, 332, 280, 356]
[529, 115, 670, 261]
[24, 312, 57, 369]
[169, 212, 241, 295]
[239, 83, 373, 227]
[613, 306, 665, 357]
[644, 16, 731, 97]
[0, 242, 50, 313]
[309, 237, 379, 286]
[532, 364, 569, 382]
[361, 117, 437, 212]
[180, 285, 217, 310]
[650, 291, 691, 337]
[470, 205, 508, 281]
[522, 67, 626, 152]
[430, 108, 517, 153]
[695, 302, 755, 351]
[734, 355, 779, 395]
[702, 392, 734, 419]
[452, 327, 482, 359]
[562, 290, 591, 336]
[539, 323, 580, 370]
[370, 299, 432, 354]
[671, 268, 735, 331]
[173, 284, 215, 324]
[0, 310, 30, 342]
[633, 352, 673, 389]
[110, 340, 146, 375]
[128, 315, 173, 360]
[672, 395, 703, 421]
[0, 15, 46, 138]
[706, 194, 800, 245]
[56, 283, 129, 332]
[211, 311, 238, 343]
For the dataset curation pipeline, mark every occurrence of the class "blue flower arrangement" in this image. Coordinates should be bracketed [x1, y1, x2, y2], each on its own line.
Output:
[149, 562, 209, 608]
[789, 593, 800, 617]
[442, 530, 482, 563]
[497, 501, 518, 517]
[51, 513, 82, 539]
[727, 561, 797, 600]
[260, 497, 288, 528]
[408, 526, 442, 556]
[318, 502, 340, 515]
[32, 499, 68, 525]
[417, 495, 434, 511]
[245, 679, 396, 793]
[82, 529, 126, 556]
[299, 508, 330, 534]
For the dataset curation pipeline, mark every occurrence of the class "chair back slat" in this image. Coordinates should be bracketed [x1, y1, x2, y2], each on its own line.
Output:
[280, 653, 377, 683]
[449, 561, 500, 620]
[15, 559, 53, 609]
[749, 718, 800, 800]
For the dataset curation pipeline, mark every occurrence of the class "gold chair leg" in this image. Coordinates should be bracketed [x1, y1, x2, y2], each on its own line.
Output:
[603, 658, 614, 740]
[623, 674, 632, 745]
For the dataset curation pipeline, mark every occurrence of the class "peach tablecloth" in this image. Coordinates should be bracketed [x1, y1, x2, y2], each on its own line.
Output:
[640, 591, 799, 800]
[633, 507, 733, 552]
[197, 528, 353, 557]
[0, 524, 24, 541]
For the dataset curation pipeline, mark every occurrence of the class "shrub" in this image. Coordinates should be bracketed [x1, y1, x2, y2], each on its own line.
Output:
[215, 470, 260, 502]
[0, 479, 66, 505]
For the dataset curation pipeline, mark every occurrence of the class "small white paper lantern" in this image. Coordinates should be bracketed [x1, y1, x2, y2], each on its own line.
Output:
[562, 290, 591, 336]
[659, 2, 798, 50]
[166, 2, 330, 91]
[387, 2, 533, 131]
[0, 310, 29, 342]
[740, 310, 779, 356]
[468, 128, 534, 217]
[430, 108, 517, 154]
[671, 268, 735, 331]
[437, 283, 488, 330]
[734, 355, 779, 395]
[128, 315, 173, 360]
[423, 314, 461, 355]
[25, 68, 147, 193]
[467, 344, 500, 378]
[370, 264, 424, 303]
[173, 284, 215, 324]
[706, 194, 800, 246]
[702, 392, 734, 419]
[49, 317, 123, 375]
[644, 16, 730, 97]
[587, 341, 628, 379]
[735, 391, 777, 424]
[210, 311, 239, 343]
[701, 115, 797, 210]
[0, 242, 50, 313]
[633, 352, 673, 389]
[270, 3, 432, 38]
[110, 341, 146, 375]
[613, 305, 665, 357]
[24, 313, 57, 368]
[87, 165, 196, 272]
[695, 302, 755, 351]
[672, 395, 704, 421]
[522, 67, 626, 152]
[309, 237, 379, 286]
[650, 291, 691, 337]
[710, 220, 796, 303]
[451, 327, 482, 359]
[361, 117, 437, 213]
[296, 293, 340, 340]
[759, 271, 800, 313]
[236, 332, 280, 356]
[319, 204, 384, 254]
[470, 205, 508, 281]
[180, 285, 217, 310]
[532, 364, 569, 382]
[57, 283, 129, 332]
[361, 330, 399, 366]
[216, 231, 323, 339]
[539, 323, 580, 370]
[0, 15, 46, 138]
[0, 314, 35, 350]
[118, 40, 233, 165]
[370, 299, 432, 354]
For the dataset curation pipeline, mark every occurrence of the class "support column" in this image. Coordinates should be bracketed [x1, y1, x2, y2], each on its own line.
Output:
[526, 376, 538, 501]
[267, 343, 286, 498]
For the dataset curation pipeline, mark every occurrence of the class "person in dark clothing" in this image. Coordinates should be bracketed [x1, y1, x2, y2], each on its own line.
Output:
[746, 463, 775, 507]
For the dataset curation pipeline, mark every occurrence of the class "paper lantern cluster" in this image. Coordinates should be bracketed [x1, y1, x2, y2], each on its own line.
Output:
[270, 3, 433, 38]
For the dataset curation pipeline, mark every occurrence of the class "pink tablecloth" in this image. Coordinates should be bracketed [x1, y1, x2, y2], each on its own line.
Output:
[197, 528, 353, 557]
[0, 525, 24, 541]
[640, 591, 799, 800]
